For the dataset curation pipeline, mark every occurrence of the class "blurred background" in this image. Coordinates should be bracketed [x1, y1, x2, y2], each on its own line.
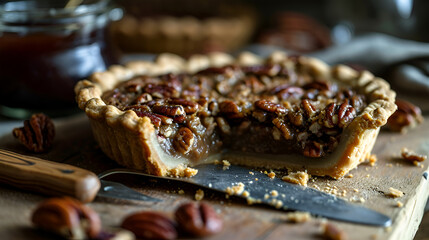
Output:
[1, 0, 429, 117]
[110, 0, 428, 55]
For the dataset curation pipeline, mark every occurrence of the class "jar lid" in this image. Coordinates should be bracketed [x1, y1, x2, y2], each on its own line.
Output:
[0, 0, 122, 33]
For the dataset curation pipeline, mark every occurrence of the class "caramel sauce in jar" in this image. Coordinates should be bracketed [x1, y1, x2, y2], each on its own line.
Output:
[0, 0, 122, 117]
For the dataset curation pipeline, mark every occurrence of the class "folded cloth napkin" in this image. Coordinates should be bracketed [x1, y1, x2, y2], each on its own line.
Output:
[244, 33, 429, 111]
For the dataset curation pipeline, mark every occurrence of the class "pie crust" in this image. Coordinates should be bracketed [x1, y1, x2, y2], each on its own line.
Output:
[75, 52, 397, 179]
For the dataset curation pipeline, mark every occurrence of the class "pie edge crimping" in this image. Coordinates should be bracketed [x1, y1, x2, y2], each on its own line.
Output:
[75, 51, 397, 179]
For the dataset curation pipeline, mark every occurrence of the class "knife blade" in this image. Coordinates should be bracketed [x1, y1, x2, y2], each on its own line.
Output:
[99, 164, 391, 227]
[0, 149, 160, 203]
[192, 164, 391, 226]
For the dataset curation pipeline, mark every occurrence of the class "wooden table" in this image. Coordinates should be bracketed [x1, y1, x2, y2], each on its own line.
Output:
[0, 113, 428, 240]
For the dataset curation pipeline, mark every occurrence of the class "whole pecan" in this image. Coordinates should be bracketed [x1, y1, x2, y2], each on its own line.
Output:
[121, 211, 177, 240]
[175, 202, 223, 237]
[31, 197, 101, 239]
[174, 127, 195, 154]
[254, 99, 286, 115]
[13, 113, 55, 153]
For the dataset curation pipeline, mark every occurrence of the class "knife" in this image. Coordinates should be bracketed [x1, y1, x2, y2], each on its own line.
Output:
[0, 149, 160, 203]
[99, 164, 392, 227]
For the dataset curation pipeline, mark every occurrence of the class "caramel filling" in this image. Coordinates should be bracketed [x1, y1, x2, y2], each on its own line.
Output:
[102, 62, 367, 162]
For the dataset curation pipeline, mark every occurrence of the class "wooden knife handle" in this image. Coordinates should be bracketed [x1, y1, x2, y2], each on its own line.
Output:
[0, 149, 100, 203]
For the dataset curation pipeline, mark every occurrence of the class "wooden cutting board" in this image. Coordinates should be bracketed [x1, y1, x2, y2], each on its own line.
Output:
[0, 113, 428, 240]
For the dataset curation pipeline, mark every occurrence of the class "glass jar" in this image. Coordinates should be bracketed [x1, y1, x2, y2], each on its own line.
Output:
[0, 0, 122, 118]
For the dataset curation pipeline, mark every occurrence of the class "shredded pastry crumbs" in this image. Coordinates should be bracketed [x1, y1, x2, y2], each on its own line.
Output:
[283, 212, 311, 223]
[270, 199, 283, 209]
[226, 182, 245, 196]
[195, 189, 204, 201]
[270, 190, 279, 197]
[401, 148, 427, 163]
[282, 171, 310, 186]
[246, 197, 261, 205]
[184, 167, 198, 177]
[222, 160, 231, 166]
[323, 223, 347, 240]
[386, 187, 404, 198]
[369, 154, 377, 166]
[349, 196, 365, 203]
[267, 171, 276, 179]
[169, 165, 198, 177]
[396, 201, 403, 208]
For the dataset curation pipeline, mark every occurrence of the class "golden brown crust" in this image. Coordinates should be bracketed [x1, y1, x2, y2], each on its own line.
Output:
[75, 51, 396, 178]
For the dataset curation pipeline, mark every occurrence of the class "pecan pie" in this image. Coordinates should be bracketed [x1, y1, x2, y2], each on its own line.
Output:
[75, 52, 396, 179]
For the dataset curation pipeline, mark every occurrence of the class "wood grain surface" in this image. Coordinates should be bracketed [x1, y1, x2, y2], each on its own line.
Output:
[0, 113, 428, 240]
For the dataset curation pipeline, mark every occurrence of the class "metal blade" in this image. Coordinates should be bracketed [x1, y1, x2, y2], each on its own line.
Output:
[190, 164, 391, 226]
[98, 165, 391, 226]
[97, 179, 161, 202]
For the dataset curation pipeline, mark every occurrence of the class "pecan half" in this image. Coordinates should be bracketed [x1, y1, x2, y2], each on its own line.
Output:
[216, 117, 231, 135]
[175, 202, 223, 237]
[31, 197, 101, 239]
[134, 93, 152, 104]
[271, 85, 304, 100]
[303, 141, 323, 157]
[301, 99, 316, 118]
[13, 113, 55, 153]
[254, 99, 286, 115]
[337, 102, 356, 128]
[245, 76, 266, 94]
[174, 127, 195, 154]
[242, 64, 281, 76]
[302, 80, 330, 91]
[121, 211, 177, 240]
[322, 102, 356, 128]
[168, 98, 199, 114]
[401, 147, 427, 163]
[144, 84, 178, 99]
[386, 99, 423, 132]
[272, 118, 293, 140]
[152, 104, 185, 117]
[197, 65, 234, 75]
[219, 100, 244, 119]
